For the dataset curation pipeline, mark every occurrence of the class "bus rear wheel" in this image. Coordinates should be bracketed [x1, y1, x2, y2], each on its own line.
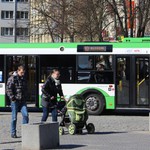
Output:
[85, 93, 105, 115]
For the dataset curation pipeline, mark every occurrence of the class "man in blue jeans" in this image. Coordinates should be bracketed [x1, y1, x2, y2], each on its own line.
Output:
[6, 65, 29, 138]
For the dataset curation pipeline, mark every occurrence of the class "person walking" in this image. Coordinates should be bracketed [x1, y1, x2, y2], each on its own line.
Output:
[6, 65, 29, 138]
[41, 69, 65, 122]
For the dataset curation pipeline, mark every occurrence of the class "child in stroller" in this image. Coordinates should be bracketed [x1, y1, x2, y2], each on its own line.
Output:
[58, 94, 95, 135]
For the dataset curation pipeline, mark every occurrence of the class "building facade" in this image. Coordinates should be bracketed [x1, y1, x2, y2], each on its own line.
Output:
[0, 0, 29, 43]
[30, 0, 60, 43]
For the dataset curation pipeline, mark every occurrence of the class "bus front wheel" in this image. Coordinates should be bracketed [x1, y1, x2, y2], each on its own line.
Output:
[85, 93, 105, 115]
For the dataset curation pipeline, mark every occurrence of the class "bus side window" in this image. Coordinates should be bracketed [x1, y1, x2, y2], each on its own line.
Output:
[0, 56, 4, 83]
[95, 55, 112, 71]
[0, 71, 2, 82]
[60, 68, 73, 83]
[60, 68, 70, 82]
[88, 72, 96, 83]
[88, 72, 105, 83]
[78, 56, 93, 70]
[77, 55, 113, 84]
[88, 71, 113, 84]
[40, 55, 76, 83]
[96, 56, 105, 71]
[94, 72, 105, 83]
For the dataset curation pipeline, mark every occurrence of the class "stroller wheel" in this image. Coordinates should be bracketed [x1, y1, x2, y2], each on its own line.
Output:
[68, 124, 76, 135]
[86, 123, 95, 134]
[59, 126, 64, 135]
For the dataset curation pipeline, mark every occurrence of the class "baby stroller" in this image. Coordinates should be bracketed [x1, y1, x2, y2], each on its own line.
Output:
[59, 94, 95, 135]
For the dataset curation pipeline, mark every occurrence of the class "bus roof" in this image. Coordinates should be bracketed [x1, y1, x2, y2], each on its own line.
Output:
[122, 37, 150, 43]
[0, 38, 149, 49]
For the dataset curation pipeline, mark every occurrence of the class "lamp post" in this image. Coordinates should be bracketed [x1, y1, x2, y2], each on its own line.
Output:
[14, 0, 17, 43]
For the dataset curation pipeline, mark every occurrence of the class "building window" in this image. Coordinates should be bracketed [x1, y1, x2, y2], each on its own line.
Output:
[17, 0, 28, 2]
[1, 27, 13, 36]
[25, 12, 28, 19]
[1, 11, 13, 19]
[1, 0, 13, 2]
[16, 28, 28, 36]
[16, 11, 28, 19]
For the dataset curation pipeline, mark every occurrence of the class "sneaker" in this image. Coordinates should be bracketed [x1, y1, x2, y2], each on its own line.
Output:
[11, 134, 17, 138]
[57, 110, 63, 116]
[59, 111, 63, 116]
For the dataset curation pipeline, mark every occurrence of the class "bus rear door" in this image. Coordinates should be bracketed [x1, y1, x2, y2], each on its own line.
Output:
[135, 57, 150, 106]
[116, 56, 150, 108]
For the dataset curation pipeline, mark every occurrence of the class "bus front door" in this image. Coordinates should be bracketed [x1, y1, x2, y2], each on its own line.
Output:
[6, 56, 39, 107]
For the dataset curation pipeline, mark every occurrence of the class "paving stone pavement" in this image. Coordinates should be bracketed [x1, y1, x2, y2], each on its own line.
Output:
[0, 112, 150, 150]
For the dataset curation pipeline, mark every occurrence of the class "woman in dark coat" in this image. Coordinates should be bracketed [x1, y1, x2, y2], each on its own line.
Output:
[41, 69, 64, 122]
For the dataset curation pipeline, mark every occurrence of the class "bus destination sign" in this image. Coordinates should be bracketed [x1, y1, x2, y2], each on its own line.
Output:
[77, 45, 112, 52]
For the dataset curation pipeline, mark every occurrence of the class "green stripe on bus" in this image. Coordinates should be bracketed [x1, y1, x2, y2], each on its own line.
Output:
[0, 42, 149, 48]
[105, 96, 115, 109]
[39, 95, 42, 108]
[0, 95, 5, 107]
[76, 87, 115, 109]
[76, 87, 109, 96]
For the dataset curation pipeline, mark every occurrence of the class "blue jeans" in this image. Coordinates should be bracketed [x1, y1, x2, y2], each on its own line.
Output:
[11, 101, 29, 135]
[41, 106, 58, 122]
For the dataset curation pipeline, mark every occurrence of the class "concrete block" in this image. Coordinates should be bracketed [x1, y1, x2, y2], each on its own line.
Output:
[22, 122, 59, 150]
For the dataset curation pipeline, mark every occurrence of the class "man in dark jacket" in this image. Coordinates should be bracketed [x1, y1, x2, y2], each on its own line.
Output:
[41, 69, 64, 122]
[6, 65, 29, 138]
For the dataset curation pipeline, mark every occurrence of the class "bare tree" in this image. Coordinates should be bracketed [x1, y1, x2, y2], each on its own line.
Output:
[30, 0, 150, 42]
[30, 0, 114, 42]
[30, 0, 56, 42]
[75, 0, 113, 41]
[30, 0, 80, 42]
[106, 0, 130, 37]
[106, 0, 150, 37]
[136, 0, 150, 37]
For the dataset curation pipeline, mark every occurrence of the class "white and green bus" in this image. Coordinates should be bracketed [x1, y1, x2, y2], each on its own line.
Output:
[0, 38, 149, 115]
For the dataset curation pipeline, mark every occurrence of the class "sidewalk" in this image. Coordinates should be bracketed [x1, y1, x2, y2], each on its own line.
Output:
[0, 112, 150, 150]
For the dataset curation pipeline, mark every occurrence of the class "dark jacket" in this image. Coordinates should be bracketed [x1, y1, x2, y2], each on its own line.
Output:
[6, 72, 27, 102]
[41, 76, 64, 107]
